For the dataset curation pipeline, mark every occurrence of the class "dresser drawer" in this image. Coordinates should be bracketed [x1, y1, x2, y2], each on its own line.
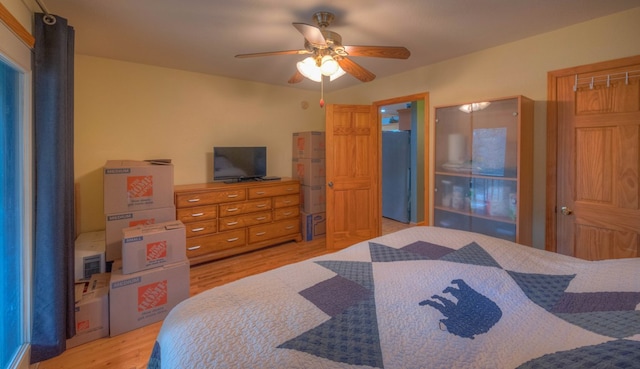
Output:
[248, 218, 299, 243]
[248, 183, 299, 199]
[185, 230, 246, 257]
[218, 211, 272, 231]
[175, 189, 246, 207]
[219, 199, 271, 217]
[176, 204, 217, 223]
[273, 206, 299, 221]
[274, 194, 299, 208]
[184, 219, 217, 237]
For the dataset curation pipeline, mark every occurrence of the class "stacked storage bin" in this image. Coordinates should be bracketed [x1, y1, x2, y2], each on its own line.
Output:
[102, 160, 190, 336]
[292, 132, 327, 240]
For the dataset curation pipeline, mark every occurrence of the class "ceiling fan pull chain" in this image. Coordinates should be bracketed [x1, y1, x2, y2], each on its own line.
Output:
[320, 77, 325, 108]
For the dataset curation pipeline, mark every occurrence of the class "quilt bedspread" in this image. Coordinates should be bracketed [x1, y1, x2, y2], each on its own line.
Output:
[148, 226, 640, 368]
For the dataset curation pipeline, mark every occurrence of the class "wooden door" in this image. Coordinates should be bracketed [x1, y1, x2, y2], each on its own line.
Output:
[325, 104, 380, 250]
[547, 56, 640, 260]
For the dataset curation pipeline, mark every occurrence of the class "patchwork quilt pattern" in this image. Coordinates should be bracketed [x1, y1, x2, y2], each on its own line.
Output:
[276, 240, 640, 368]
[148, 227, 640, 369]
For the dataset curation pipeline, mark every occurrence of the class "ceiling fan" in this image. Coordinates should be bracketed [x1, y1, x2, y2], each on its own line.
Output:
[235, 11, 411, 84]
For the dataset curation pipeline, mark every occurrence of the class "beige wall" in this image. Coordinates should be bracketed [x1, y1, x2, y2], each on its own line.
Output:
[75, 8, 640, 248]
[328, 7, 640, 249]
[75, 57, 325, 232]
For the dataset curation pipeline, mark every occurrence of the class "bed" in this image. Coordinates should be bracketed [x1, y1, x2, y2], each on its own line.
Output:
[147, 226, 640, 368]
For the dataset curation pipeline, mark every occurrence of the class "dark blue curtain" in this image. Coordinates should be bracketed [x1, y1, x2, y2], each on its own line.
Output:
[31, 13, 75, 363]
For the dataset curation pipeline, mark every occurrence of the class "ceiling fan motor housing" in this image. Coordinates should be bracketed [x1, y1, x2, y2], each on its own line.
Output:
[312, 12, 334, 28]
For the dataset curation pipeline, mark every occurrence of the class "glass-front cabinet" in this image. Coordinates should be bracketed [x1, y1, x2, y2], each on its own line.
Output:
[433, 96, 534, 245]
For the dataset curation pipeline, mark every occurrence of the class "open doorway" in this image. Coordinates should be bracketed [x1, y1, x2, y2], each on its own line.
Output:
[380, 102, 413, 224]
[374, 92, 430, 228]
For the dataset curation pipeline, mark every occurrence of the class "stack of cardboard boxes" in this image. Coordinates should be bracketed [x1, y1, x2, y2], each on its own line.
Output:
[292, 132, 327, 241]
[103, 160, 190, 337]
[69, 160, 191, 346]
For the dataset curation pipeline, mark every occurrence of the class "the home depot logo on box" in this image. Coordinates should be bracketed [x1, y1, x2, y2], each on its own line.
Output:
[138, 280, 168, 312]
[146, 241, 167, 261]
[76, 319, 90, 331]
[130, 218, 155, 227]
[127, 175, 154, 203]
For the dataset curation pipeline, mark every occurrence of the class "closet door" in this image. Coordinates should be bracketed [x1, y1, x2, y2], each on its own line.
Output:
[549, 56, 640, 260]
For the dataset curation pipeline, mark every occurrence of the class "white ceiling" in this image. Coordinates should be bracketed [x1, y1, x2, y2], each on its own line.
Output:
[45, 0, 640, 91]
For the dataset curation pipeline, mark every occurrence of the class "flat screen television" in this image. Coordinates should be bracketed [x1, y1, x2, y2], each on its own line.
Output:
[213, 146, 267, 181]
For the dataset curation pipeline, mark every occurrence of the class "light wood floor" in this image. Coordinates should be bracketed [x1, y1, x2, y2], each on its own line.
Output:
[36, 218, 413, 369]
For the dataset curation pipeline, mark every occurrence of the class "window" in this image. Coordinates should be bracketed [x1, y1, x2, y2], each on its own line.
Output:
[0, 18, 32, 369]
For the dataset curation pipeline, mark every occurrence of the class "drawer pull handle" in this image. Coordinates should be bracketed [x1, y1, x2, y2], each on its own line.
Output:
[256, 191, 266, 195]
[255, 232, 266, 236]
[283, 200, 291, 204]
[188, 198, 201, 203]
[226, 221, 238, 226]
[226, 208, 239, 212]
[256, 216, 267, 221]
[256, 204, 267, 208]
[282, 212, 292, 216]
[227, 194, 239, 198]
[191, 227, 205, 232]
[187, 245, 201, 251]
[191, 212, 204, 217]
[285, 225, 294, 230]
[286, 188, 294, 192]
[227, 237, 239, 242]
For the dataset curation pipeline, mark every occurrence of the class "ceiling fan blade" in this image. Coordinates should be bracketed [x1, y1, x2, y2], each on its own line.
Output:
[235, 49, 310, 58]
[292, 22, 326, 47]
[337, 58, 376, 82]
[288, 70, 304, 84]
[344, 46, 411, 59]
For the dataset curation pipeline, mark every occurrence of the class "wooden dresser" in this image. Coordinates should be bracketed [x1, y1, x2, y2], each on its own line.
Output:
[174, 178, 302, 265]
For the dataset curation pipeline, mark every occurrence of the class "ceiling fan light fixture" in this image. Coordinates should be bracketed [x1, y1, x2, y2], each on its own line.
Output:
[458, 102, 491, 113]
[329, 66, 346, 81]
[296, 57, 322, 82]
[320, 55, 339, 76]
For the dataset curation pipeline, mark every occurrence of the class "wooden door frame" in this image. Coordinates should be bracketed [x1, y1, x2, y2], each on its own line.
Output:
[373, 92, 430, 228]
[545, 55, 640, 253]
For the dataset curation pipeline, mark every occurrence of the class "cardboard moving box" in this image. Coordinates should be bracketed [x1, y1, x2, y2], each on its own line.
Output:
[74, 231, 106, 281]
[103, 160, 174, 214]
[292, 158, 326, 187]
[67, 273, 110, 348]
[292, 131, 325, 159]
[105, 207, 176, 262]
[301, 185, 326, 213]
[121, 220, 186, 274]
[301, 211, 326, 241]
[109, 260, 190, 337]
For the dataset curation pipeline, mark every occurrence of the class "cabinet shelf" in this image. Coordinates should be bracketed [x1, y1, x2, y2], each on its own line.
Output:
[434, 206, 516, 225]
[435, 170, 518, 181]
[432, 96, 533, 245]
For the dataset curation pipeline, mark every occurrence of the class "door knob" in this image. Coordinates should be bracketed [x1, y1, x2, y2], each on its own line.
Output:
[328, 181, 333, 188]
[560, 206, 573, 216]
